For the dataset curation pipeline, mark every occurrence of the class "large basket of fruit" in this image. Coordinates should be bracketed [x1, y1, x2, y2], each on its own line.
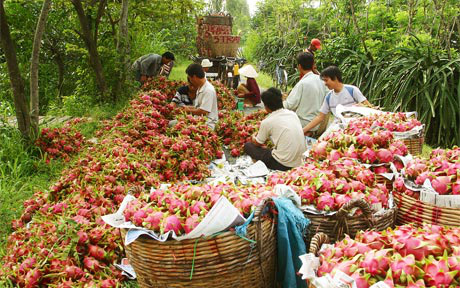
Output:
[304, 198, 396, 245]
[120, 199, 277, 288]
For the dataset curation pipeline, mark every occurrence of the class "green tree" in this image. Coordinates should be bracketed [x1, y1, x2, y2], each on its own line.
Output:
[226, 0, 250, 41]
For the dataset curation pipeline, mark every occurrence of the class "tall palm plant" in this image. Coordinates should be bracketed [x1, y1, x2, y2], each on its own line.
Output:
[339, 40, 460, 147]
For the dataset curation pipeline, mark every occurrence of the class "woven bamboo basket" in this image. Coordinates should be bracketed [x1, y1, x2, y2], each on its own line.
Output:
[303, 199, 396, 247]
[375, 174, 393, 191]
[208, 41, 239, 58]
[402, 136, 424, 155]
[400, 126, 425, 156]
[393, 191, 460, 227]
[120, 200, 277, 288]
[306, 233, 330, 288]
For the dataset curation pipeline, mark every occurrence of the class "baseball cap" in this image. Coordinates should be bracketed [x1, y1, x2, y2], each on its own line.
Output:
[311, 38, 321, 50]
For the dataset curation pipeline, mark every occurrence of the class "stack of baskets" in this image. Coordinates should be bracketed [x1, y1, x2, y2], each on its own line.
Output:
[121, 200, 277, 288]
[302, 199, 396, 246]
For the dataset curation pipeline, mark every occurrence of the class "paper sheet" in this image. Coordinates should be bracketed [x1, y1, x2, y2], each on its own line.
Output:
[242, 160, 269, 177]
[114, 258, 137, 279]
[419, 179, 460, 208]
[102, 195, 245, 244]
[370, 282, 392, 288]
[298, 253, 320, 280]
[311, 271, 357, 288]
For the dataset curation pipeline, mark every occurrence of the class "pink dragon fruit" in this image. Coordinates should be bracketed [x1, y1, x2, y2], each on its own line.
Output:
[360, 147, 377, 164]
[184, 214, 201, 234]
[423, 254, 457, 287]
[390, 253, 417, 282]
[143, 211, 163, 230]
[431, 176, 451, 195]
[356, 133, 374, 147]
[376, 149, 393, 163]
[374, 165, 389, 174]
[311, 141, 328, 160]
[315, 192, 335, 211]
[132, 209, 147, 226]
[162, 214, 183, 235]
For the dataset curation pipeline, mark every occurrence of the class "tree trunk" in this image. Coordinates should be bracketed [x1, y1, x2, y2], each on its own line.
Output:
[71, 0, 108, 100]
[112, 0, 129, 102]
[55, 53, 65, 100]
[0, 0, 30, 139]
[30, 0, 52, 139]
[348, 0, 373, 62]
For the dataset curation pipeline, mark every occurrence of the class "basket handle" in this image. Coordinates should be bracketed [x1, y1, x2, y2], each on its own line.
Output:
[334, 198, 375, 240]
[336, 198, 373, 219]
[253, 199, 273, 288]
[309, 232, 329, 256]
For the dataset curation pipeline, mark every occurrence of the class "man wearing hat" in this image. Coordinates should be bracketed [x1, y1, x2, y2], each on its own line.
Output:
[237, 64, 261, 107]
[304, 38, 321, 75]
[201, 59, 213, 78]
[305, 38, 321, 54]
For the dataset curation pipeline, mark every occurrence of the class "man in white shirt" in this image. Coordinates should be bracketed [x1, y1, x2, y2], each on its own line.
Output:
[182, 63, 218, 129]
[302, 66, 372, 135]
[284, 52, 328, 130]
[244, 88, 306, 171]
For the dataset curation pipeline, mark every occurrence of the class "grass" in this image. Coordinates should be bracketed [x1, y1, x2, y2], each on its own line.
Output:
[169, 58, 193, 82]
[0, 127, 65, 256]
[421, 143, 433, 158]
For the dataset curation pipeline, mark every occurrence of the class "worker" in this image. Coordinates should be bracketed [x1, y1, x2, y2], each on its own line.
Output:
[283, 52, 328, 135]
[132, 52, 175, 85]
[302, 66, 372, 135]
[237, 65, 261, 107]
[304, 38, 321, 75]
[244, 88, 306, 171]
[182, 63, 218, 130]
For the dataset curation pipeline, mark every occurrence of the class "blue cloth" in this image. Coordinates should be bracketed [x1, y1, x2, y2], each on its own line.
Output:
[235, 211, 255, 237]
[274, 197, 310, 288]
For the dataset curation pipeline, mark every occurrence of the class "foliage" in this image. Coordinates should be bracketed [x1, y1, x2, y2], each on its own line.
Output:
[0, 0, 205, 118]
[225, 0, 251, 42]
[0, 125, 64, 251]
[334, 38, 460, 147]
[249, 0, 460, 147]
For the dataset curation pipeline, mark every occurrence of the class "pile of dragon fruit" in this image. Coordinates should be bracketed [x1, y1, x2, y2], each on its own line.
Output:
[316, 224, 460, 287]
[216, 109, 267, 157]
[267, 158, 389, 211]
[311, 128, 408, 165]
[141, 77, 236, 111]
[0, 78, 236, 286]
[35, 118, 86, 162]
[402, 147, 460, 195]
[346, 112, 422, 133]
[123, 183, 276, 235]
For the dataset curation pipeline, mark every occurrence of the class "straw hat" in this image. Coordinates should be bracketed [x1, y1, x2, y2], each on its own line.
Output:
[239, 65, 258, 78]
[201, 59, 213, 68]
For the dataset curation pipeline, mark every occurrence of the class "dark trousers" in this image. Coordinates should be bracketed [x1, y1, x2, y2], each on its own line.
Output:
[233, 75, 240, 89]
[244, 142, 291, 171]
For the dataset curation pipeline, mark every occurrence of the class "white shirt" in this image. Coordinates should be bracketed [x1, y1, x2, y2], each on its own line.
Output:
[283, 72, 328, 130]
[256, 109, 306, 168]
[319, 84, 367, 116]
[194, 80, 218, 129]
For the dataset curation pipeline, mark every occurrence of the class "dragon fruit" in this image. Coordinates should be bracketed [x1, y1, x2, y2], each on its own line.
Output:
[360, 147, 377, 164]
[431, 176, 451, 195]
[313, 224, 460, 287]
